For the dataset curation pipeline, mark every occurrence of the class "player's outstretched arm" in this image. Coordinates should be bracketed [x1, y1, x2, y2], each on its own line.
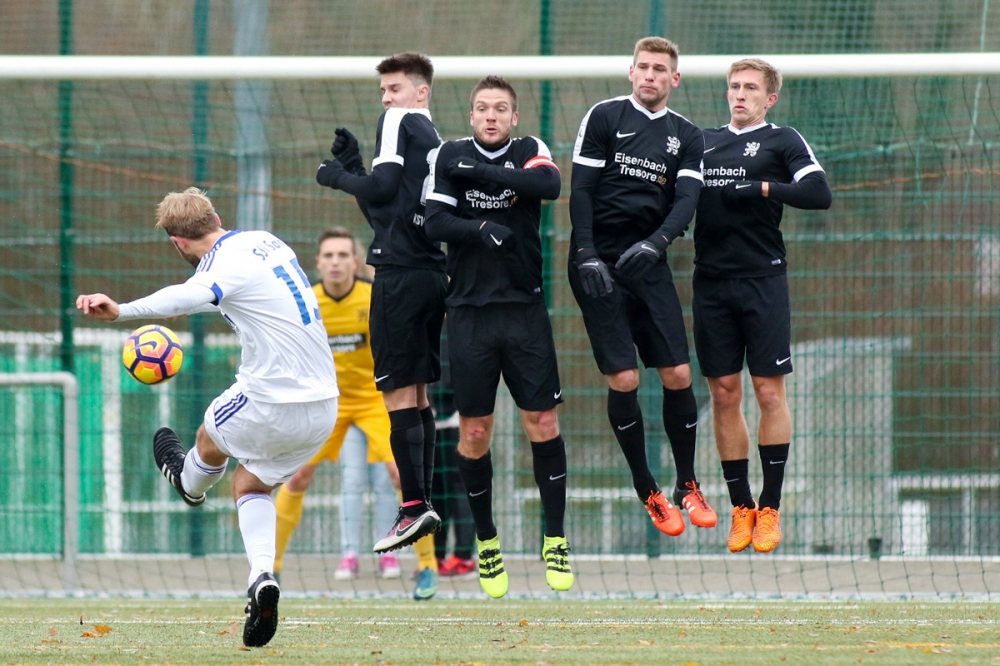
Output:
[76, 293, 120, 321]
[316, 160, 403, 204]
[765, 172, 832, 210]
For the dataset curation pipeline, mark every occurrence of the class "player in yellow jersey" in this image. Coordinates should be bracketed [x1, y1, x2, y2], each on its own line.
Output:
[274, 228, 439, 600]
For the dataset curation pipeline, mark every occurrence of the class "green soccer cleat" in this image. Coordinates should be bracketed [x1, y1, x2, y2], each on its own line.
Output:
[542, 535, 574, 592]
[412, 566, 439, 601]
[477, 535, 508, 599]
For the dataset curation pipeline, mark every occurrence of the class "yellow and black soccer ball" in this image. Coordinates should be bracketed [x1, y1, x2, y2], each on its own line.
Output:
[122, 324, 184, 385]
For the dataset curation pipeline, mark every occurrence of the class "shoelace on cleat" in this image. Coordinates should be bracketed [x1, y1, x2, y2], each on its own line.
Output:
[645, 493, 669, 521]
[683, 481, 712, 511]
[544, 544, 571, 572]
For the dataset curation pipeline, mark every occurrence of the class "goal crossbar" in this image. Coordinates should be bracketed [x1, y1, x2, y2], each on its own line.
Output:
[0, 53, 998, 80]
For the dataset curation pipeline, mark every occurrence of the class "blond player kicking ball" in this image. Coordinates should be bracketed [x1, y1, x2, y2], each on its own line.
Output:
[77, 188, 339, 648]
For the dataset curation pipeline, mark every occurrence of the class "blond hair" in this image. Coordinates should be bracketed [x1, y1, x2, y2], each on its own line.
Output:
[728, 58, 782, 95]
[633, 36, 679, 69]
[154, 187, 220, 239]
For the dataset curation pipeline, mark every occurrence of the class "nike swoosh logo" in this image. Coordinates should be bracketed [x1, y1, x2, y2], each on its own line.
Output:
[685, 422, 697, 429]
[616, 131, 636, 138]
[617, 421, 637, 430]
[769, 460, 786, 465]
[724, 478, 738, 483]
[703, 147, 717, 153]
[775, 357, 791, 365]
[469, 488, 488, 497]
[458, 161, 475, 169]
[490, 234, 503, 246]
[375, 374, 390, 382]
[736, 183, 752, 189]
[554, 390, 562, 399]
[549, 473, 567, 481]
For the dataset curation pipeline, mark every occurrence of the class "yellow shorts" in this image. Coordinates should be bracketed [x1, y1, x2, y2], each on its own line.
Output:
[309, 398, 394, 465]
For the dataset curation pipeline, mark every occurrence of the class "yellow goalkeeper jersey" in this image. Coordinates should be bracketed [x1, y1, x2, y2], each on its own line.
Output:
[313, 278, 379, 404]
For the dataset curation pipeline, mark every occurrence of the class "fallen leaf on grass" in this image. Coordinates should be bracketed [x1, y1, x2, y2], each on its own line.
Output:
[519, 619, 529, 627]
[48, 627, 58, 636]
[95, 625, 112, 636]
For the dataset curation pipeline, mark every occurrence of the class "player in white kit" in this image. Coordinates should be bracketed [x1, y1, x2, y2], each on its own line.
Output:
[76, 188, 338, 649]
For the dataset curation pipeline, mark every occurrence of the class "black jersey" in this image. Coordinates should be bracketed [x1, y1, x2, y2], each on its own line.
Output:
[425, 136, 557, 307]
[570, 95, 704, 261]
[365, 107, 446, 271]
[695, 123, 825, 278]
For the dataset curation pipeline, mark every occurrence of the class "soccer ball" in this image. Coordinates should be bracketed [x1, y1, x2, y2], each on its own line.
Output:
[122, 324, 184, 385]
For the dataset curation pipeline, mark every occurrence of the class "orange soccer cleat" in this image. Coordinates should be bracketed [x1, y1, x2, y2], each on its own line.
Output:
[752, 507, 782, 553]
[727, 505, 758, 553]
[673, 480, 718, 528]
[645, 490, 685, 536]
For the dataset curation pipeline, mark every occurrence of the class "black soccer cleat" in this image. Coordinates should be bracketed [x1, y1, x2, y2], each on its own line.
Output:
[243, 572, 280, 648]
[152, 427, 205, 507]
[373, 506, 441, 553]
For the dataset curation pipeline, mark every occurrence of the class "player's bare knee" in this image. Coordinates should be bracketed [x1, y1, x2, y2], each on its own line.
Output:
[658, 364, 692, 390]
[709, 376, 743, 412]
[607, 369, 639, 392]
[523, 408, 559, 441]
[195, 425, 228, 467]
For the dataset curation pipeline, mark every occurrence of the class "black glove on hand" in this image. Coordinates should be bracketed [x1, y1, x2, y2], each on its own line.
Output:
[316, 159, 345, 188]
[331, 128, 365, 175]
[446, 156, 484, 180]
[615, 239, 662, 279]
[576, 248, 613, 298]
[479, 221, 517, 255]
[721, 180, 763, 205]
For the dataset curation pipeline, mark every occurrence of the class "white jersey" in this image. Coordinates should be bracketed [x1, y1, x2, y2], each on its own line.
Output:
[186, 230, 339, 404]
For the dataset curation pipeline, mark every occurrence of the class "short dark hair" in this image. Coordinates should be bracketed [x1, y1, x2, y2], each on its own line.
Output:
[469, 75, 518, 113]
[318, 227, 356, 254]
[376, 52, 434, 88]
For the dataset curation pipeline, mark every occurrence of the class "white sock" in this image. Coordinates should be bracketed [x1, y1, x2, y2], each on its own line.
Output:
[180, 447, 227, 497]
[238, 493, 276, 588]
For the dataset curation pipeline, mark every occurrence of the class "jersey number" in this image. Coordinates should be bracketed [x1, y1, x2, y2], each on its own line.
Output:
[272, 259, 320, 325]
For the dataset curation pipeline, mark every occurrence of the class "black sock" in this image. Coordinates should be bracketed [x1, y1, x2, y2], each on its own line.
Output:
[388, 407, 425, 513]
[531, 436, 567, 537]
[758, 443, 790, 510]
[457, 450, 496, 541]
[607, 388, 657, 498]
[721, 459, 754, 509]
[662, 385, 698, 488]
[420, 407, 436, 504]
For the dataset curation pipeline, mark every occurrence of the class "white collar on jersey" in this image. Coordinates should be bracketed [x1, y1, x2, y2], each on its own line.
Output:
[726, 121, 771, 135]
[628, 95, 669, 120]
[471, 136, 512, 159]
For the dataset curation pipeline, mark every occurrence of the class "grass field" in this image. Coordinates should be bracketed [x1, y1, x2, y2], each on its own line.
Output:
[2, 598, 998, 665]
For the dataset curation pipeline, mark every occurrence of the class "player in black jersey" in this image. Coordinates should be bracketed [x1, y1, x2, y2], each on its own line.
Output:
[423, 76, 571, 598]
[315, 53, 447, 554]
[694, 58, 832, 554]
[569, 36, 717, 539]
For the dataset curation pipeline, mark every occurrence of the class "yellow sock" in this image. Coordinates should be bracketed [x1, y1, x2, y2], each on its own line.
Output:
[274, 487, 306, 574]
[414, 534, 438, 572]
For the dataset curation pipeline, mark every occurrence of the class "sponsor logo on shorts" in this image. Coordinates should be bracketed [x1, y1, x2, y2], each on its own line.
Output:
[775, 357, 791, 366]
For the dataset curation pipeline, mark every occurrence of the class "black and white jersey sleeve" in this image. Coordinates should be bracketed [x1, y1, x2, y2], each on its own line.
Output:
[425, 135, 559, 307]
[695, 122, 831, 277]
[570, 95, 704, 262]
[363, 107, 446, 272]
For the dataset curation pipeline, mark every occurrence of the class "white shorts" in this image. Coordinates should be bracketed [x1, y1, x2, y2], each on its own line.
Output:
[204, 383, 338, 486]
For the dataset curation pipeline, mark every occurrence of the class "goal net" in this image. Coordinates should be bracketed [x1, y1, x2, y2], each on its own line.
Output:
[1, 45, 998, 599]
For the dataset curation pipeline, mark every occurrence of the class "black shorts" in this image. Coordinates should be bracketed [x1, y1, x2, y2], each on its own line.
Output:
[370, 266, 447, 391]
[693, 272, 792, 378]
[447, 301, 563, 417]
[568, 259, 690, 375]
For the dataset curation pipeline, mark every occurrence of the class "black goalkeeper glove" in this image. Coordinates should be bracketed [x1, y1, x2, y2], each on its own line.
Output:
[479, 221, 517, 255]
[331, 128, 365, 175]
[316, 158, 345, 188]
[721, 180, 763, 206]
[576, 248, 613, 298]
[615, 239, 663, 279]
[446, 156, 485, 180]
